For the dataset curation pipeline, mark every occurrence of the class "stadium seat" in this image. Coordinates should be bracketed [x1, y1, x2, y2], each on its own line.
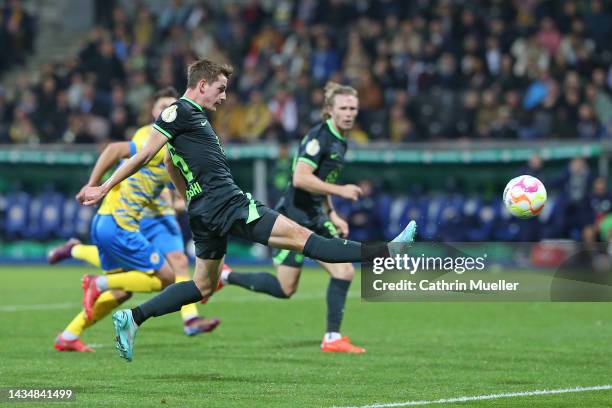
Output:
[4, 192, 31, 239]
[493, 200, 521, 241]
[437, 194, 466, 241]
[383, 196, 410, 241]
[75, 205, 96, 239]
[59, 197, 80, 239]
[423, 194, 445, 241]
[464, 197, 492, 241]
[24, 194, 44, 240]
[375, 194, 393, 240]
[39, 191, 64, 239]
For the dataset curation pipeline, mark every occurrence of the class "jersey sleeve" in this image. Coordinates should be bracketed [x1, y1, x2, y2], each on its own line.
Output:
[153, 102, 185, 140]
[296, 132, 327, 170]
[128, 141, 137, 156]
[130, 125, 150, 153]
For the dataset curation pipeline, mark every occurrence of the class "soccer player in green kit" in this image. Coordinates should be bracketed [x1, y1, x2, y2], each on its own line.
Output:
[79, 59, 416, 361]
[224, 82, 373, 353]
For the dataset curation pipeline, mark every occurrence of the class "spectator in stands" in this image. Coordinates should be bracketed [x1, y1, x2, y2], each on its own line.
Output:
[576, 103, 603, 139]
[93, 0, 115, 28]
[311, 33, 340, 84]
[389, 104, 417, 142]
[212, 94, 244, 142]
[0, 88, 11, 142]
[552, 158, 596, 239]
[582, 176, 611, 247]
[240, 90, 272, 142]
[5, 0, 35, 66]
[584, 0, 612, 51]
[157, 0, 189, 34]
[0, 9, 12, 75]
[518, 154, 546, 183]
[268, 88, 298, 140]
[46, 91, 70, 143]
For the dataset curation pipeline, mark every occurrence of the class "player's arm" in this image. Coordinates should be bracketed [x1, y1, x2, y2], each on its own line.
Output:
[325, 195, 349, 237]
[82, 141, 132, 188]
[293, 161, 362, 201]
[164, 149, 187, 200]
[78, 130, 168, 205]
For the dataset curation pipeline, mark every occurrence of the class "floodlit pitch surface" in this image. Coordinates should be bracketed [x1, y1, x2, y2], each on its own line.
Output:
[1, 265, 611, 407]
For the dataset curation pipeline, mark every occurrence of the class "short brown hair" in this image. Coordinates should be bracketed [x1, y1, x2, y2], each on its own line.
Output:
[322, 81, 358, 119]
[153, 86, 179, 100]
[187, 59, 234, 89]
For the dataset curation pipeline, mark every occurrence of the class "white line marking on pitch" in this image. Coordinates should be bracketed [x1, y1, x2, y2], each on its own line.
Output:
[336, 385, 612, 408]
[0, 292, 359, 312]
[0, 302, 79, 312]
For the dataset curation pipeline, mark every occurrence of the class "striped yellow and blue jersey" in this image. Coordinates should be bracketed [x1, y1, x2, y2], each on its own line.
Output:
[141, 187, 175, 218]
[97, 124, 171, 231]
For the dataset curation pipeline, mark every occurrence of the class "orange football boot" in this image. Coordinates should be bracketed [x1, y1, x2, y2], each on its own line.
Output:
[81, 274, 102, 320]
[321, 336, 366, 353]
[54, 334, 95, 352]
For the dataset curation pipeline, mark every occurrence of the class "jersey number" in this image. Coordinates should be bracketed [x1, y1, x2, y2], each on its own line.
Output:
[167, 145, 194, 182]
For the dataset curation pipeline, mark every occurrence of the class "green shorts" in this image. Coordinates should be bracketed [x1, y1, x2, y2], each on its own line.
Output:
[189, 203, 278, 259]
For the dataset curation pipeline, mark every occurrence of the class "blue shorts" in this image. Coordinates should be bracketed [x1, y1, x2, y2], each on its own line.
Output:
[140, 215, 184, 256]
[91, 214, 164, 273]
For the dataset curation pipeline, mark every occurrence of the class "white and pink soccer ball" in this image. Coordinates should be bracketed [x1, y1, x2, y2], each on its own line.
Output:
[503, 175, 547, 219]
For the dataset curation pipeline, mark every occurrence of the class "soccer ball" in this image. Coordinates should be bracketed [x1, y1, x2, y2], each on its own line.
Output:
[503, 175, 547, 219]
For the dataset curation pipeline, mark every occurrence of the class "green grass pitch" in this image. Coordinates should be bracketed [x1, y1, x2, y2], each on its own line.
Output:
[1, 265, 611, 407]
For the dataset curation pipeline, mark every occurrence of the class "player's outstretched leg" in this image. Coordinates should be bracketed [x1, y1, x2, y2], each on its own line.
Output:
[108, 215, 418, 361]
[268, 214, 418, 263]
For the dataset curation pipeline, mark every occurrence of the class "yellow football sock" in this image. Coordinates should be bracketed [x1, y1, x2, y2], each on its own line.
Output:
[64, 291, 120, 337]
[64, 312, 88, 338]
[176, 276, 199, 322]
[106, 272, 162, 292]
[71, 244, 100, 268]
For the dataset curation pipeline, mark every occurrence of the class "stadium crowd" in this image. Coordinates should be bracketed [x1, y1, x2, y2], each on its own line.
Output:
[1, 0, 612, 145]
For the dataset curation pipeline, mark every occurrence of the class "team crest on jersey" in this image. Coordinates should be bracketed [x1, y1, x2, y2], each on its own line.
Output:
[161, 105, 178, 122]
[305, 139, 320, 156]
[150, 252, 160, 265]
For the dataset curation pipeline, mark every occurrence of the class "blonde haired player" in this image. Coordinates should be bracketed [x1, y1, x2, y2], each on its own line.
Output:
[223, 82, 398, 353]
